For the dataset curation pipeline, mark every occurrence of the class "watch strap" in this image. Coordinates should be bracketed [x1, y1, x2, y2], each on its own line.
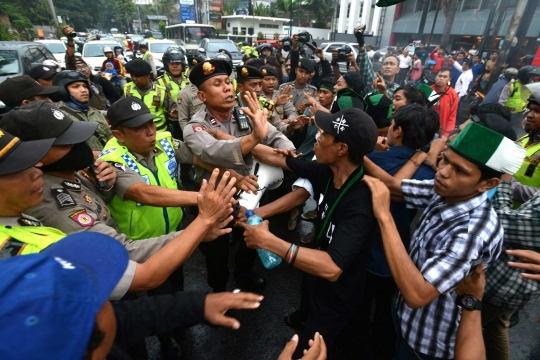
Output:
[456, 294, 482, 311]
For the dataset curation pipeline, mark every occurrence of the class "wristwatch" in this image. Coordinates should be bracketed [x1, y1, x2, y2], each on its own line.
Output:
[456, 294, 482, 311]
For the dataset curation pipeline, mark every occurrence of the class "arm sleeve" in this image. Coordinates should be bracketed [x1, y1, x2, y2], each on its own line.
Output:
[113, 291, 207, 349]
[96, 76, 121, 104]
[442, 92, 458, 137]
[177, 87, 192, 130]
[356, 48, 376, 94]
[286, 157, 326, 185]
[320, 59, 332, 78]
[263, 123, 295, 150]
[401, 179, 436, 209]
[112, 167, 145, 200]
[109, 260, 137, 301]
[452, 61, 463, 71]
[289, 50, 299, 82]
[174, 141, 194, 164]
[184, 124, 252, 171]
[148, 56, 157, 77]
[492, 181, 540, 247]
[498, 85, 511, 105]
[511, 178, 539, 203]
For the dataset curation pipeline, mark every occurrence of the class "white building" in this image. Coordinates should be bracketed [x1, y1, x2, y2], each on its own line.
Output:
[335, 0, 383, 35]
[133, 0, 152, 5]
[221, 15, 290, 37]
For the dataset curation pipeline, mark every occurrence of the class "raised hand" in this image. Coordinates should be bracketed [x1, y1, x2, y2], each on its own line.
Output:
[242, 91, 269, 142]
[198, 169, 236, 224]
[273, 148, 302, 159]
[275, 85, 293, 106]
[92, 158, 117, 189]
[376, 136, 389, 152]
[278, 332, 327, 360]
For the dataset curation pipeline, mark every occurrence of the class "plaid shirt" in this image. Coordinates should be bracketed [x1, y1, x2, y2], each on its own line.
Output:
[356, 48, 400, 98]
[484, 181, 540, 309]
[397, 179, 503, 359]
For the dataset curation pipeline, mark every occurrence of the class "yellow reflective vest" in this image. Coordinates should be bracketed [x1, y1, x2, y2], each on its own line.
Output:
[514, 135, 540, 188]
[0, 225, 65, 257]
[505, 81, 527, 113]
[99, 132, 183, 240]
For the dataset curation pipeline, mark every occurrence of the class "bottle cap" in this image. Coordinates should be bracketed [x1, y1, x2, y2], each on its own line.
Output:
[245, 209, 254, 217]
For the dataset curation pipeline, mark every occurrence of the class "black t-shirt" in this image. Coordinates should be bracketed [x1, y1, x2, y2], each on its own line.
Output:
[286, 157, 376, 317]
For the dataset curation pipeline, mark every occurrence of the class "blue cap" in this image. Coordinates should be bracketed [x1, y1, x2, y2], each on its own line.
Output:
[0, 232, 128, 359]
[245, 209, 254, 217]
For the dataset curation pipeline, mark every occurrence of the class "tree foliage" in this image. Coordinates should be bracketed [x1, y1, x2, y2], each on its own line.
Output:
[0, 2, 35, 40]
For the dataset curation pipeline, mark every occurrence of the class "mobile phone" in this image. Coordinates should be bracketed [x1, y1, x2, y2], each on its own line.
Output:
[89, 165, 108, 190]
[303, 107, 313, 117]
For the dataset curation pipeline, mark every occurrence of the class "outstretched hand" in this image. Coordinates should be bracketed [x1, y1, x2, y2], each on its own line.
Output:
[198, 169, 236, 224]
[204, 292, 264, 329]
[507, 249, 540, 282]
[273, 148, 302, 159]
[275, 85, 293, 106]
[278, 332, 327, 360]
[242, 91, 269, 142]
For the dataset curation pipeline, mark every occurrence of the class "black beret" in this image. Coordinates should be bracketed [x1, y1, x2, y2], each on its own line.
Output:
[189, 59, 232, 89]
[189, 55, 206, 67]
[246, 58, 267, 69]
[297, 58, 315, 73]
[260, 65, 278, 79]
[236, 65, 263, 81]
[125, 59, 152, 77]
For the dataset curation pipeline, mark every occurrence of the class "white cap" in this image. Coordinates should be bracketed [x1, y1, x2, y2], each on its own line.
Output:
[103, 46, 113, 53]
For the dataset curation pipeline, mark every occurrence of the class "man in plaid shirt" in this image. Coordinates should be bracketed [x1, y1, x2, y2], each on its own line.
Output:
[482, 175, 540, 360]
[363, 122, 526, 359]
[353, 25, 400, 98]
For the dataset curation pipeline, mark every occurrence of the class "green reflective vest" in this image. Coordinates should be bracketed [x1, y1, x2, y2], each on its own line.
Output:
[99, 132, 183, 240]
[505, 81, 527, 113]
[142, 51, 153, 63]
[514, 135, 540, 188]
[157, 73, 186, 105]
[0, 225, 65, 257]
[123, 83, 167, 131]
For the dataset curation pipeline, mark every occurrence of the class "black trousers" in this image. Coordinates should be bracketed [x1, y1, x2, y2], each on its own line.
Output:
[357, 272, 397, 360]
[198, 225, 257, 292]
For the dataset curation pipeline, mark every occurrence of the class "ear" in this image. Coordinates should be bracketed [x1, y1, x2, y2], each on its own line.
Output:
[394, 125, 403, 140]
[111, 129, 124, 142]
[197, 89, 206, 103]
[477, 177, 500, 193]
[336, 142, 349, 157]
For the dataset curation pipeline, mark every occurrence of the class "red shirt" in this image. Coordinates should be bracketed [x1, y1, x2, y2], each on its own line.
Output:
[430, 85, 458, 137]
[430, 51, 454, 73]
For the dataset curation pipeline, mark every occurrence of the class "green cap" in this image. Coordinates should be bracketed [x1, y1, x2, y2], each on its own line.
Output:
[417, 83, 442, 107]
[449, 122, 526, 174]
[364, 93, 393, 120]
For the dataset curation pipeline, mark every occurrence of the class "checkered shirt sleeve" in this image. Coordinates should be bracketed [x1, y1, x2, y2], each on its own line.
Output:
[484, 181, 540, 309]
[401, 179, 436, 210]
[357, 48, 376, 94]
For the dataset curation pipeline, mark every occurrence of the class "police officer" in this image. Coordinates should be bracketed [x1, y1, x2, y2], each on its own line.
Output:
[183, 59, 295, 292]
[279, 58, 317, 113]
[257, 43, 273, 58]
[500, 66, 540, 114]
[52, 70, 112, 156]
[157, 47, 188, 139]
[140, 43, 157, 79]
[259, 65, 304, 137]
[124, 59, 176, 132]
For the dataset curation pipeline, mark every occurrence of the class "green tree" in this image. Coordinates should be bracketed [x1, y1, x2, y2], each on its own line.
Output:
[308, 0, 333, 28]
[158, 20, 166, 35]
[276, 0, 304, 25]
[253, 3, 269, 16]
[0, 2, 35, 40]
[223, 0, 240, 16]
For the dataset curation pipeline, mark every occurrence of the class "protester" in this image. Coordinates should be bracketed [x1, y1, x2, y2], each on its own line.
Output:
[430, 68, 459, 136]
[480, 51, 499, 90]
[415, 43, 430, 65]
[396, 49, 412, 85]
[430, 45, 454, 73]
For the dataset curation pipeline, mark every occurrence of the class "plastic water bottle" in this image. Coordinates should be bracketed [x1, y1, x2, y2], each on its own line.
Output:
[245, 210, 282, 269]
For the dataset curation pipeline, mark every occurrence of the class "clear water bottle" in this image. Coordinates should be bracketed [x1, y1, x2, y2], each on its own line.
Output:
[245, 210, 282, 269]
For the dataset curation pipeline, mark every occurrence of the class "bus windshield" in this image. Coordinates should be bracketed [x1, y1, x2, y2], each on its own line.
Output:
[184, 27, 216, 44]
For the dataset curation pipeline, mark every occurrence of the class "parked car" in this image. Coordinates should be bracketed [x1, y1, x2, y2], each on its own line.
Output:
[35, 40, 67, 68]
[0, 41, 57, 83]
[140, 39, 179, 61]
[82, 40, 123, 73]
[198, 38, 242, 66]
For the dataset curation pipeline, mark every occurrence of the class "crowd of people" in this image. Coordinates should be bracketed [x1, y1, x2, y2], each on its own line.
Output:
[1, 23, 540, 360]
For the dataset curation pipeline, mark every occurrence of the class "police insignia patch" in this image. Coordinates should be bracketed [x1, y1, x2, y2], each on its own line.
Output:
[52, 188, 76, 209]
[69, 210, 95, 227]
[192, 59, 198, 65]
[192, 125, 206, 132]
[298, 61, 302, 68]
[172, 140, 180, 150]
[62, 180, 81, 191]
[241, 67, 249, 76]
[202, 62, 215, 76]
[84, 194, 92, 203]
[262, 69, 267, 76]
[209, 117, 218, 126]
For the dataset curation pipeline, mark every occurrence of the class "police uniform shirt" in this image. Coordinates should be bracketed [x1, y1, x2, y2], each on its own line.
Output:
[128, 140, 194, 172]
[183, 106, 295, 185]
[261, 90, 297, 136]
[177, 83, 205, 130]
[124, 82, 177, 115]
[159, 74, 189, 117]
[0, 214, 137, 301]
[25, 173, 180, 263]
[279, 81, 317, 111]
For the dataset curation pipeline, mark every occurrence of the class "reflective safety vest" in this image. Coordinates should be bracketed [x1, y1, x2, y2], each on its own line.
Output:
[157, 73, 186, 107]
[514, 135, 540, 188]
[99, 132, 183, 240]
[0, 225, 65, 258]
[505, 81, 527, 113]
[123, 82, 167, 131]
[142, 51, 153, 63]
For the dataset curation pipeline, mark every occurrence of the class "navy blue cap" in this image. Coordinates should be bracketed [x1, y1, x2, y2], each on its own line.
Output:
[0, 232, 128, 359]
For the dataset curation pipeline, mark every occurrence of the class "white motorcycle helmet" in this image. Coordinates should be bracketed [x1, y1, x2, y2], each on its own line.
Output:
[42, 59, 60, 72]
[103, 46, 113, 54]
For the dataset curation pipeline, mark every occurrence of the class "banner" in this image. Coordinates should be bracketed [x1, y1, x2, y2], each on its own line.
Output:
[180, 0, 196, 23]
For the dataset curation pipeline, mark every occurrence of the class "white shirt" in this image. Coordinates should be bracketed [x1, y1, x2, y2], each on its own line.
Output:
[398, 54, 412, 69]
[455, 69, 473, 98]
[367, 50, 375, 59]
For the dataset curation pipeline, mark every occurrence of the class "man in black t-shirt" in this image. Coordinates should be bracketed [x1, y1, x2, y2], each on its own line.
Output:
[242, 107, 379, 357]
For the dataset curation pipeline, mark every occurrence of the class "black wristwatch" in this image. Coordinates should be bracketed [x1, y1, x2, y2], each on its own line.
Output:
[456, 294, 482, 311]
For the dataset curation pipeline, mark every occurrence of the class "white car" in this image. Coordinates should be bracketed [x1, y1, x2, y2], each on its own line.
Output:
[82, 40, 122, 74]
[320, 42, 358, 73]
[141, 39, 181, 61]
[35, 40, 67, 69]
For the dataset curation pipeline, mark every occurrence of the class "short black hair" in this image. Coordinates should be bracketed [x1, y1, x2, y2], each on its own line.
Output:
[342, 71, 365, 96]
[437, 67, 452, 76]
[392, 104, 439, 149]
[478, 165, 503, 182]
[470, 103, 511, 122]
[462, 58, 472, 67]
[394, 85, 426, 105]
[382, 54, 399, 65]
[319, 76, 337, 90]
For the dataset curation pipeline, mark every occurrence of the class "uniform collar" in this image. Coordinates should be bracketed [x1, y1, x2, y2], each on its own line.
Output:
[129, 148, 162, 165]
[205, 109, 234, 126]
[0, 214, 41, 227]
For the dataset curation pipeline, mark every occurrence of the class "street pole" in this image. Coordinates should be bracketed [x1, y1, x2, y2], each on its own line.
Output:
[47, 0, 59, 27]
[488, 0, 528, 89]
[427, 0, 440, 45]
[418, 0, 431, 44]
[137, 6, 142, 34]
[289, 0, 293, 38]
[507, 0, 540, 66]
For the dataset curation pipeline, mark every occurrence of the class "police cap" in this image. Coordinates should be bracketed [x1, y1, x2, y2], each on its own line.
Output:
[189, 59, 232, 89]
[260, 65, 278, 79]
[297, 58, 315, 73]
[125, 59, 152, 77]
[236, 65, 263, 81]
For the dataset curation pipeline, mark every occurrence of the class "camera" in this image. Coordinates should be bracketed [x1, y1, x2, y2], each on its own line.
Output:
[67, 31, 78, 38]
[355, 25, 374, 37]
[297, 31, 312, 46]
[337, 45, 352, 62]
[282, 37, 292, 52]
